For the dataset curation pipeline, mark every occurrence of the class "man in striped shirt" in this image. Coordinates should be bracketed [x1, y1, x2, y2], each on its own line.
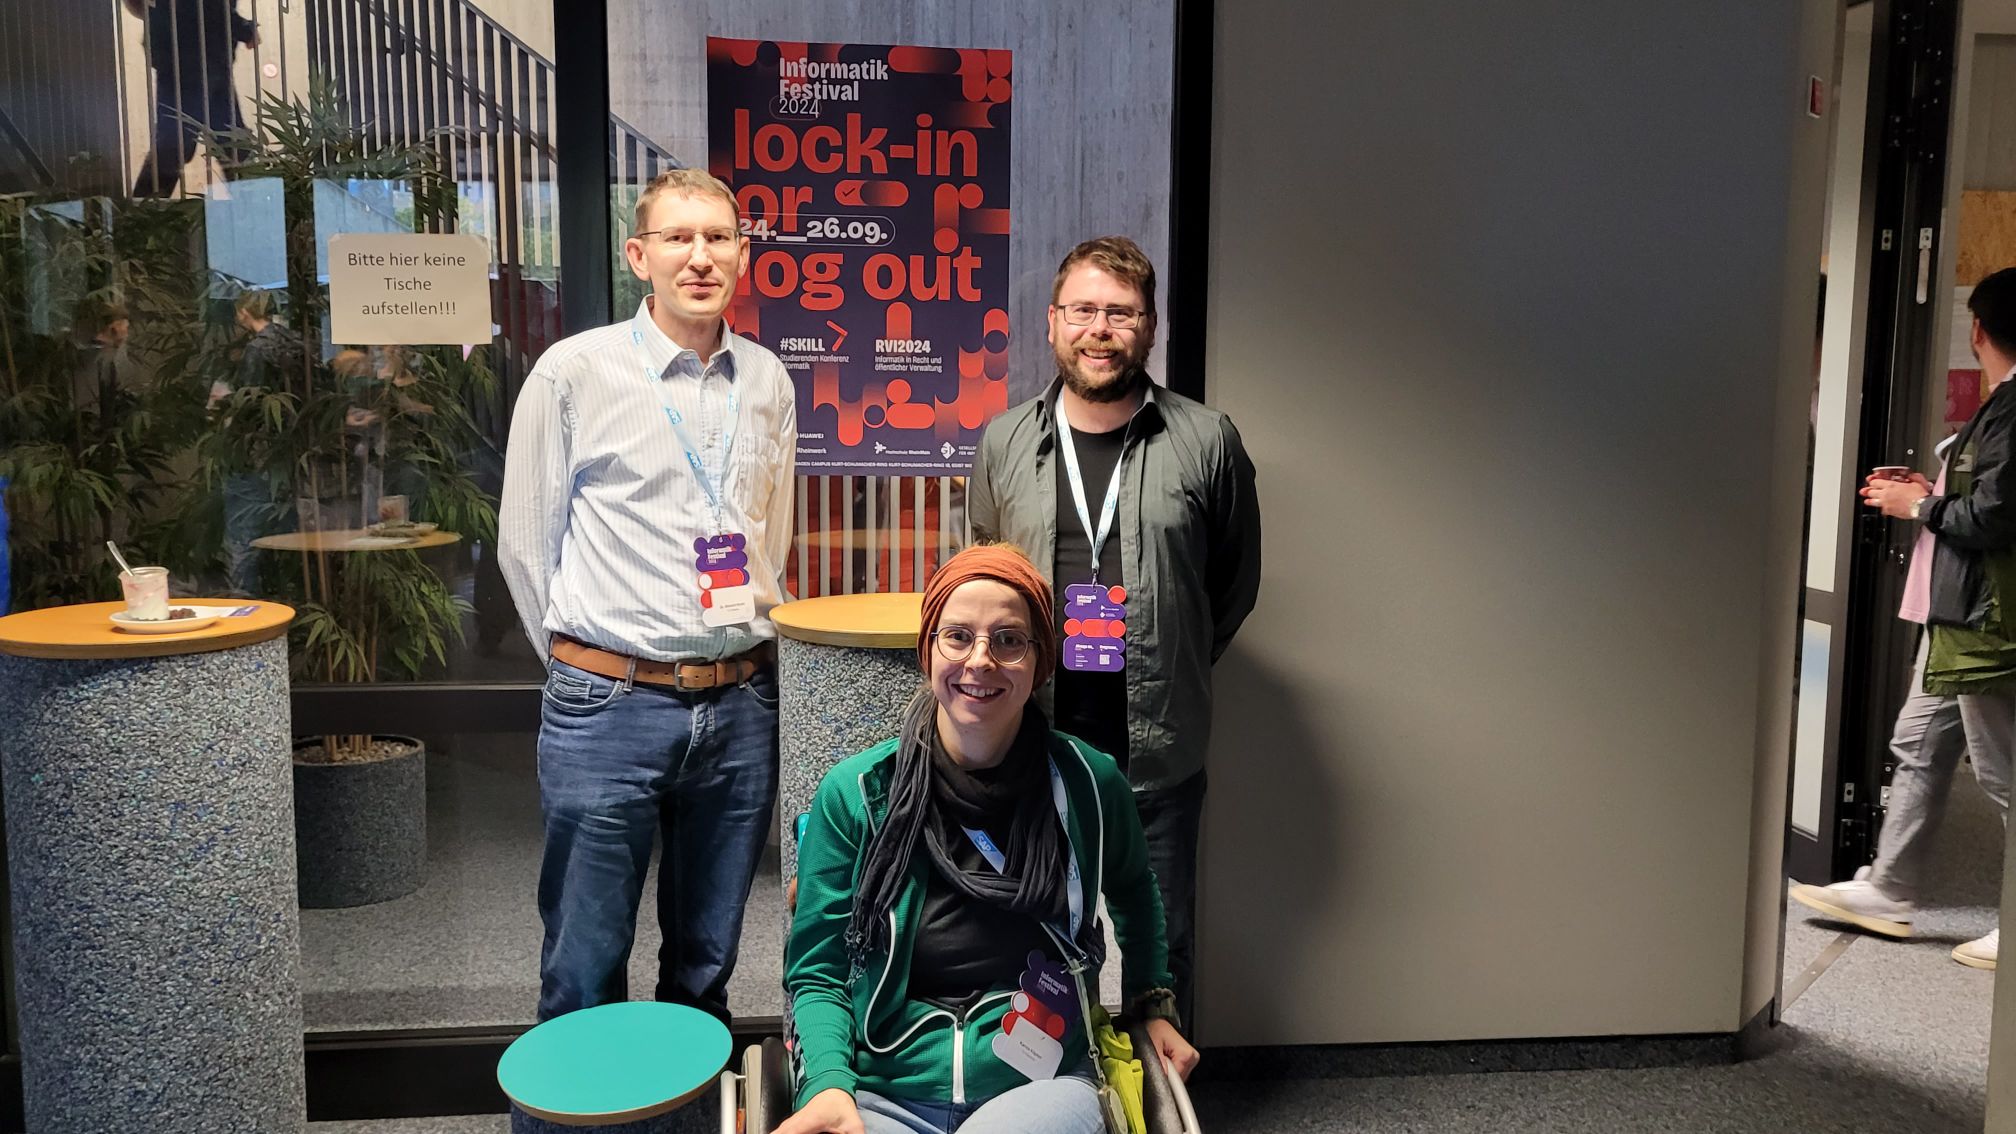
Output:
[500, 169, 796, 1025]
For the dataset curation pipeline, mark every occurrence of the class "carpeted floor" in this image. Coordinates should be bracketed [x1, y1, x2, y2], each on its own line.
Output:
[300, 734, 1122, 1031]
[299, 732, 791, 1029]
[304, 752, 2007, 1132]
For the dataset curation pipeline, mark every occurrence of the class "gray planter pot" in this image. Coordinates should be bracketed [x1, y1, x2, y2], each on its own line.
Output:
[293, 735, 427, 908]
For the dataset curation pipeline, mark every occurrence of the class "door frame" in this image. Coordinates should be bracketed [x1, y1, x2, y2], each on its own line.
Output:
[1787, 0, 1960, 886]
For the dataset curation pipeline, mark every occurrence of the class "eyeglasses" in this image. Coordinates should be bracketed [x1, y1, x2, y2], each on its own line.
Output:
[932, 625, 1034, 665]
[1057, 304, 1145, 330]
[634, 227, 741, 252]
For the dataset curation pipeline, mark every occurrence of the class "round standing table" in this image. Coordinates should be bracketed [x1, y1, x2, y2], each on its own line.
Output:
[0, 599, 304, 1133]
[769, 593, 924, 888]
[250, 527, 462, 553]
[250, 528, 453, 909]
[499, 1001, 731, 1132]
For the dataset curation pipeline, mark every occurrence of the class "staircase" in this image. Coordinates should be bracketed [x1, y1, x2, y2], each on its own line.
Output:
[304, 0, 678, 398]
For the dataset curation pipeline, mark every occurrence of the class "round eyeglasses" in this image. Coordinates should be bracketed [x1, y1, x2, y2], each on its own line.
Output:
[932, 625, 1034, 665]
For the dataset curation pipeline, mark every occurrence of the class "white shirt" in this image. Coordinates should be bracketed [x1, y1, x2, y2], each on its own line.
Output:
[499, 300, 797, 662]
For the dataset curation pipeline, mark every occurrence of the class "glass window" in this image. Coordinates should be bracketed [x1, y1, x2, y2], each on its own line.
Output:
[3, 0, 554, 1036]
[4, 0, 1178, 1044]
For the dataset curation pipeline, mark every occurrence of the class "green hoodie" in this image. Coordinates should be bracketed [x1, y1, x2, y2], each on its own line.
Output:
[784, 730, 1172, 1110]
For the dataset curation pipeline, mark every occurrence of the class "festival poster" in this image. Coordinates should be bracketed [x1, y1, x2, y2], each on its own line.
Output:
[707, 38, 1011, 475]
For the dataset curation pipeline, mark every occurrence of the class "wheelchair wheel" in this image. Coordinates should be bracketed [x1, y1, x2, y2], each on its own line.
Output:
[761, 1037, 792, 1117]
[1129, 1020, 1202, 1134]
[740, 1036, 790, 1133]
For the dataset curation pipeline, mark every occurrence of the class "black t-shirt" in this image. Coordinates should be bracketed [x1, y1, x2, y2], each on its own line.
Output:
[907, 822, 1059, 1008]
[1052, 423, 1130, 769]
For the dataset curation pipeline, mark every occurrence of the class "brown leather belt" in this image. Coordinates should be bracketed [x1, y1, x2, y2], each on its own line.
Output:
[551, 636, 774, 692]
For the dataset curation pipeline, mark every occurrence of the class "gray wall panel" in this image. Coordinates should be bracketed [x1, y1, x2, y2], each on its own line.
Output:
[1967, 36, 2016, 191]
[1199, 0, 1828, 1045]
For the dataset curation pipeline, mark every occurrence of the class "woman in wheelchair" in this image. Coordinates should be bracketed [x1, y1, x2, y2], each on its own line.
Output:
[773, 545, 1198, 1134]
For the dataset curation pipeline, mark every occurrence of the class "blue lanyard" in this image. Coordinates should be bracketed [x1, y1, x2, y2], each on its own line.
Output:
[632, 315, 741, 526]
[1053, 395, 1129, 581]
[962, 759, 1084, 942]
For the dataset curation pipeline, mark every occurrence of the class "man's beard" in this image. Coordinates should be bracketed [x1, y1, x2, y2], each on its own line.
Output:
[1056, 339, 1149, 404]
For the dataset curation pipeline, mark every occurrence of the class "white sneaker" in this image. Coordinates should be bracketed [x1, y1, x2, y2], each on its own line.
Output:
[1789, 879, 1916, 938]
[1953, 928, 1998, 970]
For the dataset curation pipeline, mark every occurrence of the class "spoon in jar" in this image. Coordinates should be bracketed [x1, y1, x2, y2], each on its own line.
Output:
[106, 540, 136, 578]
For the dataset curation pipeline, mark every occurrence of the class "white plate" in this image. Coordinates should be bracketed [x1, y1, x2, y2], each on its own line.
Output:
[346, 535, 418, 549]
[109, 608, 221, 634]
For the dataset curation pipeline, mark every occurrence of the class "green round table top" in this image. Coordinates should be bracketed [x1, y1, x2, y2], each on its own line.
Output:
[497, 1001, 731, 1124]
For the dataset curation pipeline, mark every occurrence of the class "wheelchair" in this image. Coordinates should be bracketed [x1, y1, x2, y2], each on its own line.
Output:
[723, 811, 1202, 1133]
[718, 1020, 1202, 1133]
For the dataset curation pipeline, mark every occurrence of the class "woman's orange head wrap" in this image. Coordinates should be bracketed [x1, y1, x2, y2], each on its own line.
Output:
[917, 544, 1056, 687]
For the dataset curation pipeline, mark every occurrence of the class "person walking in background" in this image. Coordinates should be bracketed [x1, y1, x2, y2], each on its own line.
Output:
[125, 0, 258, 197]
[211, 289, 302, 594]
[74, 299, 130, 419]
[1791, 267, 2016, 972]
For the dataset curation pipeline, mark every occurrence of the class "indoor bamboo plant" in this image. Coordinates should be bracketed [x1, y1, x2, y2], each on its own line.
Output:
[193, 83, 501, 906]
[0, 191, 214, 611]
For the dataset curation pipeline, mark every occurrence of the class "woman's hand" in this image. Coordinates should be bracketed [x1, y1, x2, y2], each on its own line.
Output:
[770, 1087, 865, 1134]
[1144, 1017, 1200, 1081]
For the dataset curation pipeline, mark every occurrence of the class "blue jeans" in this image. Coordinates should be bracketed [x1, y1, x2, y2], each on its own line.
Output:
[856, 1071, 1102, 1134]
[221, 473, 267, 596]
[534, 659, 779, 1025]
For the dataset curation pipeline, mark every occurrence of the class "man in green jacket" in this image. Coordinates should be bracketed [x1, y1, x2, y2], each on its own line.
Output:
[1840, 266, 2016, 971]
[969, 236, 1262, 1029]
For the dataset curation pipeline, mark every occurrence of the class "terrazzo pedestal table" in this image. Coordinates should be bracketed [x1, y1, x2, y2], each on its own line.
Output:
[770, 592, 924, 889]
[500, 1002, 730, 1133]
[0, 600, 304, 1134]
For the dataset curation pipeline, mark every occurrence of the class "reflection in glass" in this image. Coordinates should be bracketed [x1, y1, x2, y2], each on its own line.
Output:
[0, 89, 525, 688]
[0, 194, 212, 612]
[313, 177, 415, 285]
[205, 176, 288, 290]
[1791, 620, 1833, 838]
[24, 200, 91, 336]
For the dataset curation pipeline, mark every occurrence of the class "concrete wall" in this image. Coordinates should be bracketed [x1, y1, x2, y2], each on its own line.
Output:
[1196, 0, 1832, 1045]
